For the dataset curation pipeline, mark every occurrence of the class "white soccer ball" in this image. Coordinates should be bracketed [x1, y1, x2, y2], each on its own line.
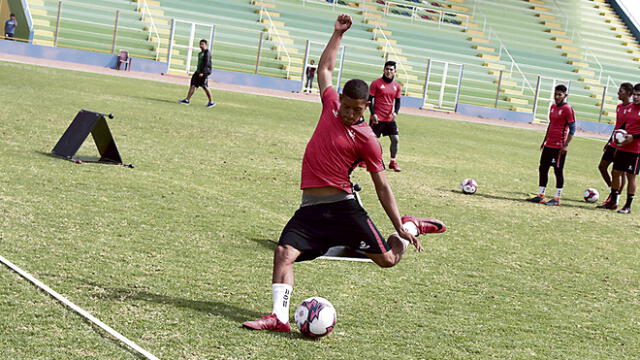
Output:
[583, 188, 599, 203]
[294, 297, 336, 338]
[460, 178, 478, 194]
[613, 129, 628, 145]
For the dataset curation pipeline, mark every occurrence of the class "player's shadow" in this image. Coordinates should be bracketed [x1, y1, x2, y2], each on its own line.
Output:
[249, 238, 278, 251]
[139, 96, 183, 104]
[78, 279, 263, 324]
[446, 189, 592, 210]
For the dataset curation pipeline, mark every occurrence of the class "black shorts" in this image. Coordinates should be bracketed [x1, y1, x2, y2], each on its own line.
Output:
[612, 150, 640, 174]
[278, 199, 391, 262]
[370, 121, 398, 138]
[540, 146, 566, 169]
[601, 144, 617, 163]
[190, 72, 208, 88]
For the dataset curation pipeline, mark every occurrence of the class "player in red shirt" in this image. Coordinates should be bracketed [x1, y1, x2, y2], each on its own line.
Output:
[600, 83, 640, 214]
[369, 61, 403, 172]
[242, 15, 446, 333]
[527, 85, 576, 206]
[597, 83, 633, 206]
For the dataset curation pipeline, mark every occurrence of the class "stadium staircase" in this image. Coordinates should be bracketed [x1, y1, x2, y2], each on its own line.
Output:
[17, 0, 640, 123]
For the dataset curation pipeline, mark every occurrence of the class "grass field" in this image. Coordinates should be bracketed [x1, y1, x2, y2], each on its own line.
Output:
[1, 60, 639, 360]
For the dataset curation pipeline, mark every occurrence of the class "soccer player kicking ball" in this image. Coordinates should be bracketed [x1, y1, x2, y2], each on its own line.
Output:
[597, 83, 633, 206]
[242, 14, 446, 333]
[527, 84, 576, 206]
[599, 83, 640, 214]
[369, 61, 403, 172]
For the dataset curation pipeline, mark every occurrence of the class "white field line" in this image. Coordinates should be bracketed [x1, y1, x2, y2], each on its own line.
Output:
[0, 255, 160, 360]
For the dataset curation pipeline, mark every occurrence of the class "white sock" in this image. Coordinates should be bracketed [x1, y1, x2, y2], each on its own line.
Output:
[271, 283, 292, 324]
[555, 188, 563, 198]
[390, 158, 396, 162]
[538, 186, 546, 196]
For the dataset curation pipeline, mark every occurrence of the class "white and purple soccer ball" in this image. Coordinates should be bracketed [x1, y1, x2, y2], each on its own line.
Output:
[584, 188, 599, 203]
[460, 178, 478, 194]
[294, 297, 336, 338]
[613, 129, 628, 145]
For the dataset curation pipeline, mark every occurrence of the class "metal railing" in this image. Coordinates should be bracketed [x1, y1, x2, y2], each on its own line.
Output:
[258, 5, 292, 79]
[301, 0, 470, 28]
[374, 24, 411, 95]
[136, 0, 162, 61]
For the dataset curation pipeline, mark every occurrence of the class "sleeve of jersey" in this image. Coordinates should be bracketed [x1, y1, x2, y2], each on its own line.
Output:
[322, 86, 339, 106]
[567, 106, 576, 123]
[369, 82, 376, 97]
[360, 138, 385, 173]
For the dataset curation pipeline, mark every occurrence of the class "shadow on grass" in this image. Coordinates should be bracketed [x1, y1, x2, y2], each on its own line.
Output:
[35, 150, 116, 164]
[249, 238, 278, 251]
[79, 279, 263, 324]
[445, 188, 593, 210]
[138, 96, 183, 105]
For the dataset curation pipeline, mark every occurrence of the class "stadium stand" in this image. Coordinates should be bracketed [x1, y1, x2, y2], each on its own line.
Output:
[19, 0, 640, 123]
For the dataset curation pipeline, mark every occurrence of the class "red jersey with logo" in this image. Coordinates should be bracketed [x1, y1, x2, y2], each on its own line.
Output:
[619, 103, 640, 154]
[369, 78, 402, 122]
[301, 86, 385, 194]
[609, 103, 632, 149]
[544, 103, 576, 149]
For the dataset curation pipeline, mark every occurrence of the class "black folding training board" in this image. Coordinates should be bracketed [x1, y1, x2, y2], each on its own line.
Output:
[51, 110, 123, 164]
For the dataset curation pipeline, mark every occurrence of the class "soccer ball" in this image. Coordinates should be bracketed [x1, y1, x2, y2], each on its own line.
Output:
[613, 129, 628, 145]
[294, 297, 336, 338]
[583, 188, 599, 203]
[460, 178, 478, 194]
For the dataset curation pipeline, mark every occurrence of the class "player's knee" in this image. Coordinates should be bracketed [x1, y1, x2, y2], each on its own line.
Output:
[274, 245, 298, 265]
[598, 161, 609, 172]
[390, 135, 399, 145]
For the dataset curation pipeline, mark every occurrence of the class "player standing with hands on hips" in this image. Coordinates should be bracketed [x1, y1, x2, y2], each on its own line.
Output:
[527, 84, 576, 206]
[369, 61, 403, 172]
[242, 14, 446, 333]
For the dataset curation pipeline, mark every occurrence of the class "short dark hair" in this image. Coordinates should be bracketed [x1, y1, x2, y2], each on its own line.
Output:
[384, 61, 396, 69]
[620, 82, 634, 94]
[199, 39, 208, 44]
[342, 79, 369, 100]
[634, 83, 640, 92]
[10, 13, 15, 17]
[555, 84, 568, 93]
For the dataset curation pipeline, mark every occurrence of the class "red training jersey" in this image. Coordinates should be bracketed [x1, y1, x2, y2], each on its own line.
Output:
[369, 78, 402, 122]
[543, 103, 576, 149]
[609, 103, 632, 149]
[618, 103, 640, 154]
[300, 86, 385, 194]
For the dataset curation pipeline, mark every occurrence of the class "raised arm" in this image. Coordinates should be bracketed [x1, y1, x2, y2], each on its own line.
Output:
[370, 171, 422, 251]
[317, 14, 352, 96]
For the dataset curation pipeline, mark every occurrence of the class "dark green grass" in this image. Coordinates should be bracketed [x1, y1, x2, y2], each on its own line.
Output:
[0, 60, 638, 359]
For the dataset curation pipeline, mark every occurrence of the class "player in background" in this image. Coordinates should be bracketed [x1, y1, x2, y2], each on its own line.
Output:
[304, 59, 316, 93]
[599, 83, 640, 214]
[242, 15, 446, 333]
[526, 84, 576, 206]
[179, 39, 215, 108]
[597, 83, 633, 206]
[369, 61, 403, 172]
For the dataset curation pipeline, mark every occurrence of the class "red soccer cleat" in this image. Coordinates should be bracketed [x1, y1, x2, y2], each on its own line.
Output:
[242, 314, 291, 332]
[401, 215, 446, 235]
[389, 161, 402, 172]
